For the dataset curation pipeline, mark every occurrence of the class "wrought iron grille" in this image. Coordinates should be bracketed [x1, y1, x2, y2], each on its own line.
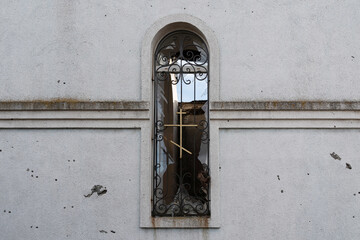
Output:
[153, 31, 210, 217]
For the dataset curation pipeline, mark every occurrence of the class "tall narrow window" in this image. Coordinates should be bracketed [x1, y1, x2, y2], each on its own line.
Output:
[153, 31, 210, 217]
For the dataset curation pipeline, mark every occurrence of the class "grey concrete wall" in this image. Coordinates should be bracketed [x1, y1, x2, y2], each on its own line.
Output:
[1, 0, 360, 239]
[1, 0, 359, 101]
[219, 129, 360, 240]
[1, 129, 359, 240]
[0, 129, 141, 240]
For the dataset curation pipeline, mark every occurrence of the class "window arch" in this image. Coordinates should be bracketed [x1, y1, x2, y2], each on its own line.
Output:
[152, 31, 210, 216]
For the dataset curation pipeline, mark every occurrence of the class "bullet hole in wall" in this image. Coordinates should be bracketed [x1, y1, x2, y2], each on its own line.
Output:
[330, 152, 341, 160]
[346, 163, 352, 169]
[84, 185, 107, 198]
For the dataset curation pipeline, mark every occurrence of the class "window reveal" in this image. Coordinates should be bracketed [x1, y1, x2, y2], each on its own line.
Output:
[153, 31, 210, 217]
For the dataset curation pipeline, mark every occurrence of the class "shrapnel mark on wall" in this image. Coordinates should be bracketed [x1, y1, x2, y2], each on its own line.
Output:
[330, 152, 341, 160]
[84, 185, 107, 197]
[346, 163, 352, 170]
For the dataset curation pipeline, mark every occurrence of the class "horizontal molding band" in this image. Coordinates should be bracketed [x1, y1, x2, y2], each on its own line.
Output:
[0, 119, 359, 129]
[210, 111, 360, 120]
[0, 119, 148, 129]
[0, 110, 149, 120]
[0, 101, 149, 111]
[211, 101, 360, 111]
[2, 101, 360, 111]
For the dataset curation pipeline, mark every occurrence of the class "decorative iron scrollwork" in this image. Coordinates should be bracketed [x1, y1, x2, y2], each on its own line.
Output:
[153, 31, 210, 217]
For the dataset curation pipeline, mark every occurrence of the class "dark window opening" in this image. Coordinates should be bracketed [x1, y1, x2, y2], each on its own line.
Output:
[153, 31, 210, 217]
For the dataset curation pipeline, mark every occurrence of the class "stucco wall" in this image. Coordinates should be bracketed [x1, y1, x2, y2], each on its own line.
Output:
[0, 129, 141, 239]
[1, 129, 359, 239]
[1, 0, 360, 239]
[1, 0, 359, 101]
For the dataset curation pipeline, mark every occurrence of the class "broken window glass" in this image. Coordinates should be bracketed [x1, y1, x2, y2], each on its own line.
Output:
[153, 31, 210, 217]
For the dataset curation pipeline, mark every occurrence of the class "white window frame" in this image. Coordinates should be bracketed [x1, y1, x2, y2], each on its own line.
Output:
[140, 14, 220, 228]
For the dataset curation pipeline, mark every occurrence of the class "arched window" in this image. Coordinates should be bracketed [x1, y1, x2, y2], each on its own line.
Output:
[153, 31, 210, 217]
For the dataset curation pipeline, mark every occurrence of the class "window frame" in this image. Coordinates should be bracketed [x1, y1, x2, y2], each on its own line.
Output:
[152, 30, 211, 217]
[140, 14, 220, 228]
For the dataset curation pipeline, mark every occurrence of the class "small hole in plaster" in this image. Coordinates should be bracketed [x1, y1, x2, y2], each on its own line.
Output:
[346, 163, 352, 169]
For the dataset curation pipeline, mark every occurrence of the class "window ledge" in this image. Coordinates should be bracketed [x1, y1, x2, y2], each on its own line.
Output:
[140, 216, 220, 228]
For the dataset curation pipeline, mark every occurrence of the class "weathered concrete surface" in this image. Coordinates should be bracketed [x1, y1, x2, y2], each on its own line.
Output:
[0, 129, 141, 240]
[1, 0, 360, 239]
[2, 101, 360, 111]
[211, 101, 360, 111]
[1, 0, 360, 101]
[219, 129, 360, 240]
[1, 129, 359, 239]
[0, 101, 149, 111]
